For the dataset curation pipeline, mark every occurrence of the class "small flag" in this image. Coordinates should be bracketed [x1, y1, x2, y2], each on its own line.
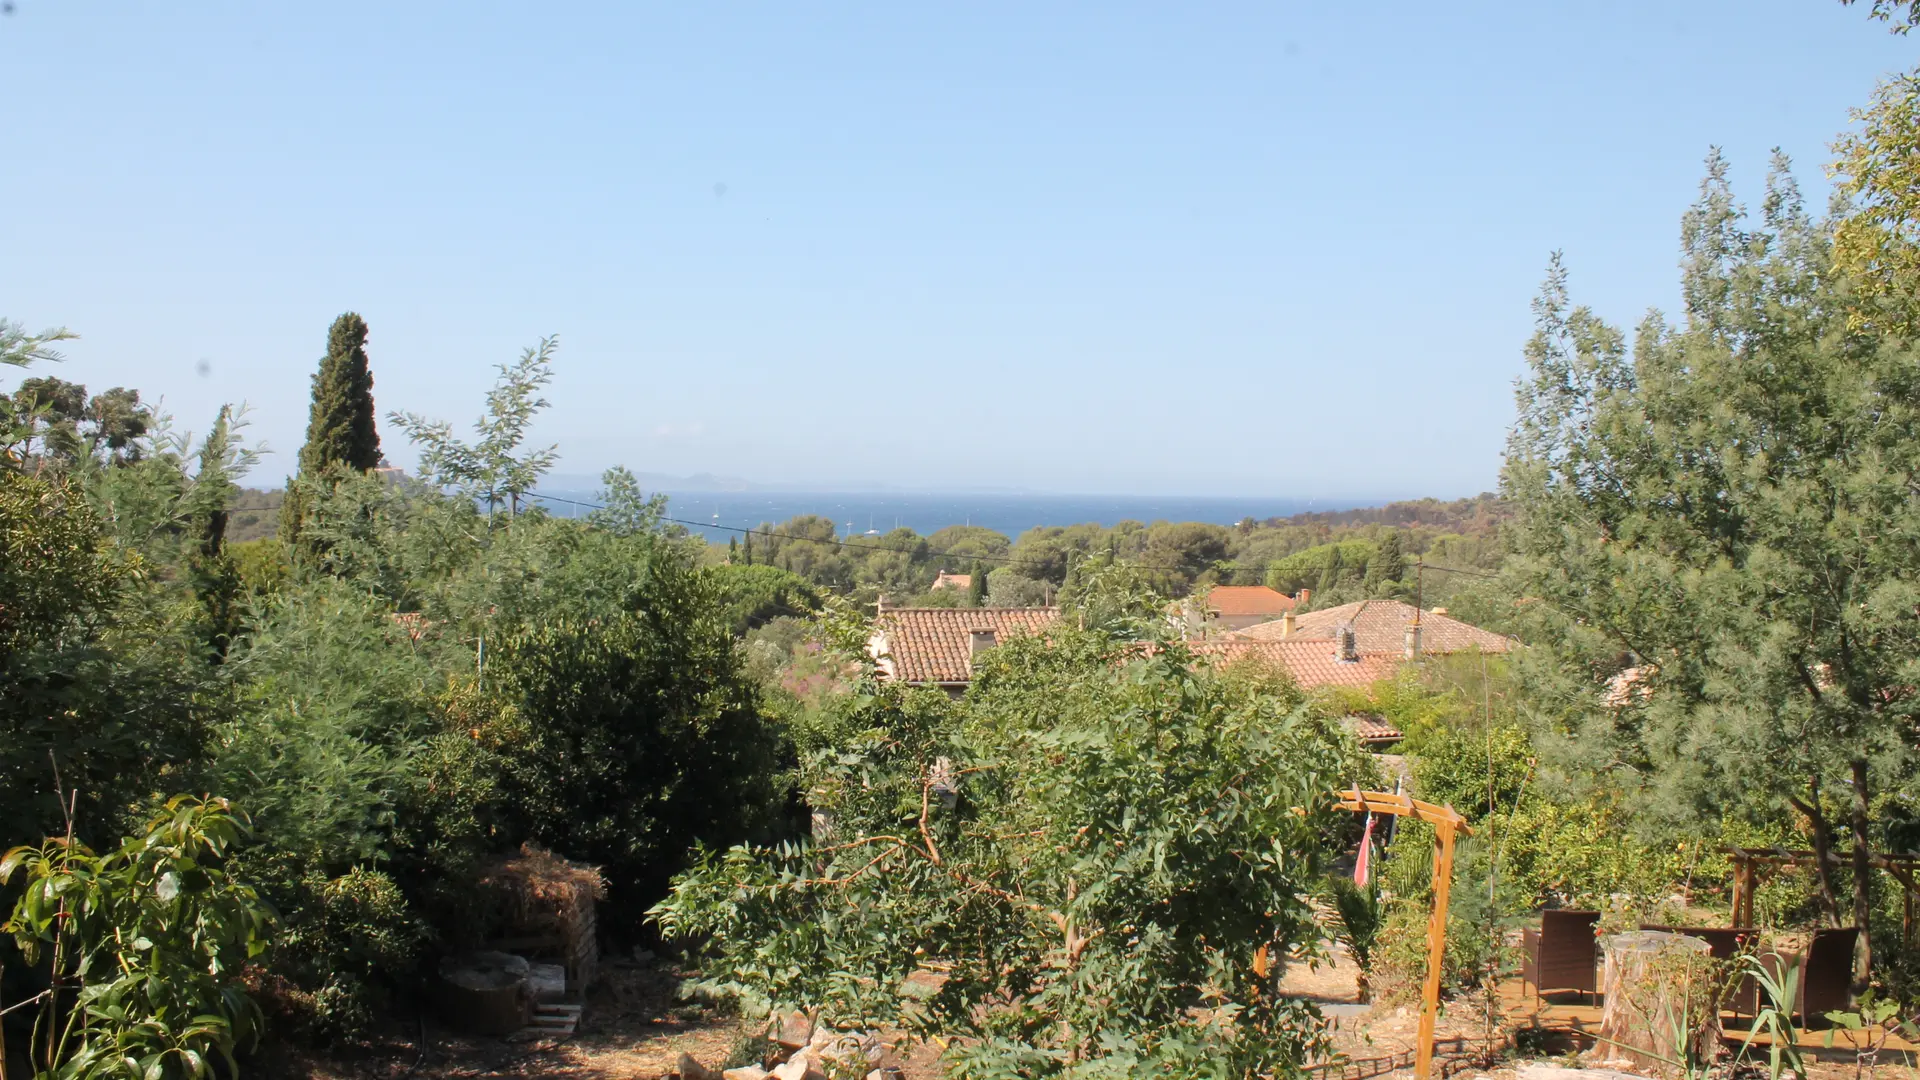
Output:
[1354, 812, 1376, 886]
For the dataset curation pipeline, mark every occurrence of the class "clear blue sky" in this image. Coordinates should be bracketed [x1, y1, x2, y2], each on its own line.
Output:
[3, 3, 1913, 498]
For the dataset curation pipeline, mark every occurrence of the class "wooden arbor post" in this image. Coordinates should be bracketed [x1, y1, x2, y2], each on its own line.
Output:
[1334, 790, 1472, 1080]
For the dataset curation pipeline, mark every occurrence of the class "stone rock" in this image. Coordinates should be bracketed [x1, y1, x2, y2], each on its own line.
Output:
[865, 1069, 906, 1080]
[773, 1009, 813, 1050]
[676, 1053, 718, 1080]
[771, 1051, 826, 1080]
[722, 1068, 768, 1080]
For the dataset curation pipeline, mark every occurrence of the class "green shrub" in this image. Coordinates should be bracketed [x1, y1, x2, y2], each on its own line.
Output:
[655, 631, 1348, 1080]
[708, 564, 823, 636]
[274, 868, 423, 1039]
[1, 796, 273, 1079]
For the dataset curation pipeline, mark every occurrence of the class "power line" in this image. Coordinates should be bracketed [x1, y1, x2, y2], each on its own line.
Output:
[525, 491, 1501, 581]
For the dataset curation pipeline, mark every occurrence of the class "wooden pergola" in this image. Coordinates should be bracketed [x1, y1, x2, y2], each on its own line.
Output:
[1724, 846, 1919, 945]
[1333, 790, 1472, 1080]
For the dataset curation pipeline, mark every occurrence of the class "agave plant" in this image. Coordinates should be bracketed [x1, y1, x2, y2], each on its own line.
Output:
[1734, 951, 1806, 1080]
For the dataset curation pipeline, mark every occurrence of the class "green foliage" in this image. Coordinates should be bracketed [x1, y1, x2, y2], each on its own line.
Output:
[228, 538, 292, 596]
[5, 376, 150, 469]
[709, 564, 823, 636]
[390, 336, 559, 516]
[273, 868, 422, 1039]
[1735, 953, 1806, 1080]
[0, 469, 210, 851]
[1265, 540, 1374, 596]
[587, 465, 669, 536]
[1502, 151, 1920, 978]
[1409, 725, 1532, 823]
[1843, 0, 1920, 31]
[1, 795, 274, 1080]
[484, 554, 786, 914]
[1324, 875, 1384, 999]
[1363, 530, 1406, 596]
[986, 567, 1052, 607]
[213, 581, 438, 888]
[297, 313, 382, 476]
[1833, 69, 1920, 334]
[654, 629, 1347, 1079]
[0, 316, 76, 368]
[282, 313, 382, 556]
[1058, 557, 1165, 638]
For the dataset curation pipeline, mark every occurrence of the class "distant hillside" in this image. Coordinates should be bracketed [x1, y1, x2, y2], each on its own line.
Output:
[228, 488, 283, 543]
[1258, 493, 1509, 537]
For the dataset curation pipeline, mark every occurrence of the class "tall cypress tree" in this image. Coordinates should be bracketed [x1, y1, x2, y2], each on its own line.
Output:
[280, 313, 381, 550]
[1365, 531, 1405, 595]
[301, 313, 381, 473]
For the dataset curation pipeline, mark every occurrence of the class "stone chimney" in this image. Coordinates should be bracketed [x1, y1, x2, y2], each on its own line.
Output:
[1404, 620, 1422, 659]
[1297, 588, 1312, 609]
[1281, 611, 1296, 638]
[969, 627, 997, 660]
[1337, 624, 1358, 663]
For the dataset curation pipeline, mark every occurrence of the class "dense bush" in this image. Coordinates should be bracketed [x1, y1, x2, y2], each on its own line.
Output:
[655, 629, 1357, 1079]
[0, 468, 211, 853]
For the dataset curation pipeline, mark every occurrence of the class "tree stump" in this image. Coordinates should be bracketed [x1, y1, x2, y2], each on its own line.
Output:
[438, 950, 531, 1035]
[1596, 931, 1720, 1077]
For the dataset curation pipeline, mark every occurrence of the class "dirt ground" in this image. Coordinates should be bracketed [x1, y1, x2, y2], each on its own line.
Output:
[257, 958, 944, 1080]
[262, 948, 1908, 1080]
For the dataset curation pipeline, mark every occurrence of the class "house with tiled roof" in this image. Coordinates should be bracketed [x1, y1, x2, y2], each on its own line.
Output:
[1232, 598, 1512, 656]
[1188, 639, 1400, 689]
[1196, 584, 1298, 631]
[930, 572, 973, 592]
[869, 607, 1061, 692]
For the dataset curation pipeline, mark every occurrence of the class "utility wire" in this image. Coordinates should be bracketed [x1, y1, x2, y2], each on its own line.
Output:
[525, 491, 1501, 581]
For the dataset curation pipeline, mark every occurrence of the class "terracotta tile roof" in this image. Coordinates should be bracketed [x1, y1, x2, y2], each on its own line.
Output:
[1233, 599, 1512, 655]
[1188, 640, 1401, 689]
[931, 572, 972, 591]
[1345, 715, 1405, 745]
[870, 607, 1061, 684]
[1204, 585, 1297, 616]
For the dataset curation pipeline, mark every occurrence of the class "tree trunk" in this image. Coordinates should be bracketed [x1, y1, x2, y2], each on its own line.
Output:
[1596, 931, 1719, 1078]
[1850, 757, 1874, 998]
[1794, 780, 1843, 927]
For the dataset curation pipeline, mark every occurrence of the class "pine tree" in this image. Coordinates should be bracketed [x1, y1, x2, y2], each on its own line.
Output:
[281, 313, 381, 550]
[729, 536, 739, 563]
[743, 530, 754, 566]
[1366, 531, 1405, 594]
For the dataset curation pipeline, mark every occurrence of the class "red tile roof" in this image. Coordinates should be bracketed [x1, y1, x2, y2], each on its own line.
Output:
[1346, 715, 1405, 745]
[871, 607, 1061, 684]
[931, 572, 972, 591]
[1188, 640, 1401, 689]
[1204, 585, 1297, 616]
[1233, 599, 1512, 655]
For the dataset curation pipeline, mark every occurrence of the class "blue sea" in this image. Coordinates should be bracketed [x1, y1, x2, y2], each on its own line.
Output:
[533, 489, 1369, 543]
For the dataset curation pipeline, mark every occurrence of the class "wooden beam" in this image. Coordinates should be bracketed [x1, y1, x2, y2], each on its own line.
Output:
[1718, 846, 1920, 866]
[1332, 790, 1473, 835]
[1731, 858, 1753, 930]
[1417, 821, 1458, 1080]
